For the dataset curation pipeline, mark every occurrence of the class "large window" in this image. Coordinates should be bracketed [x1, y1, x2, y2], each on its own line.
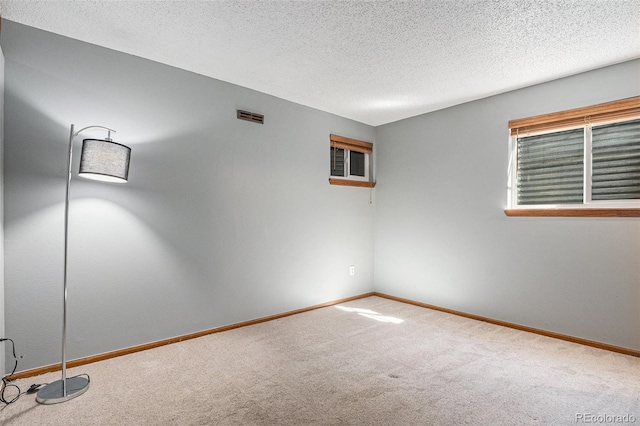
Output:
[329, 134, 375, 188]
[506, 96, 640, 217]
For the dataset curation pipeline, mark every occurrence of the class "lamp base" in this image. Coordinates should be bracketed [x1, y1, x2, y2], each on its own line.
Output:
[36, 376, 90, 404]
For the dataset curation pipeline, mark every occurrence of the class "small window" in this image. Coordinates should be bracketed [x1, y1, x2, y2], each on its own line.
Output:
[330, 148, 367, 181]
[329, 134, 375, 188]
[506, 96, 640, 217]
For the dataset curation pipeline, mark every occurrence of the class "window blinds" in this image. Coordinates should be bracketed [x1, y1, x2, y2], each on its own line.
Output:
[592, 119, 640, 200]
[331, 147, 345, 176]
[517, 129, 584, 205]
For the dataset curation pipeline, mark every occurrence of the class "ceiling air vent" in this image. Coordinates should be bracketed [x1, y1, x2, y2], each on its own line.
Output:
[237, 110, 264, 124]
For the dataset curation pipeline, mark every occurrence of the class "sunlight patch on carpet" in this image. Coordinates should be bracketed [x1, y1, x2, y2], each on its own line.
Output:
[334, 305, 404, 323]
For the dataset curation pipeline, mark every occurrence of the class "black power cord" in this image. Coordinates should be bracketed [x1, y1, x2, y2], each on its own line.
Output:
[0, 338, 20, 405]
[0, 338, 46, 405]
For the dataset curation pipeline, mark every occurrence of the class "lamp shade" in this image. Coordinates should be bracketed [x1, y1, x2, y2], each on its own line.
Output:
[79, 139, 131, 183]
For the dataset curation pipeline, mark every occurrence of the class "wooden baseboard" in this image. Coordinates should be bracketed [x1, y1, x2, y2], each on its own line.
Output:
[10, 290, 638, 380]
[8, 292, 375, 380]
[373, 292, 640, 357]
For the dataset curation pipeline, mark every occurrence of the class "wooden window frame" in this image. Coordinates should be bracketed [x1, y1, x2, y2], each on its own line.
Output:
[329, 134, 376, 188]
[506, 96, 640, 217]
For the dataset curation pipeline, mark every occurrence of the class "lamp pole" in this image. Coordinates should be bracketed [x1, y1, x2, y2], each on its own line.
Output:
[37, 124, 122, 404]
[62, 125, 115, 397]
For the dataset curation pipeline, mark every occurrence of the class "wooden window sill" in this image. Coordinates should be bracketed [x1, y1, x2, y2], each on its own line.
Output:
[504, 208, 640, 217]
[329, 178, 376, 188]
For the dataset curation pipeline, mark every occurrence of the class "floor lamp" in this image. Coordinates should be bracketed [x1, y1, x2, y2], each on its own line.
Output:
[36, 124, 131, 404]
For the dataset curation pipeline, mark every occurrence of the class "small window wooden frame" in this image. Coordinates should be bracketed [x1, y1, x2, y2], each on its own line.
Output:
[329, 134, 375, 188]
[506, 96, 640, 217]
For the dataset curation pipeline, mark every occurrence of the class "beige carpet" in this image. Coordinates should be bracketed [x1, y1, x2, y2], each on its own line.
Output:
[1, 296, 639, 425]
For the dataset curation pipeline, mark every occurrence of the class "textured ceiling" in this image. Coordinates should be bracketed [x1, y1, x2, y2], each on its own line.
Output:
[1, 0, 639, 126]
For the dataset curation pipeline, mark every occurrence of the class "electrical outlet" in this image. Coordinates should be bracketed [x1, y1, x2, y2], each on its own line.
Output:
[349, 265, 355, 276]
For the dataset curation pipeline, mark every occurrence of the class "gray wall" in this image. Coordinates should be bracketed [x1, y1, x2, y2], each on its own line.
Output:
[374, 59, 640, 350]
[2, 21, 374, 371]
